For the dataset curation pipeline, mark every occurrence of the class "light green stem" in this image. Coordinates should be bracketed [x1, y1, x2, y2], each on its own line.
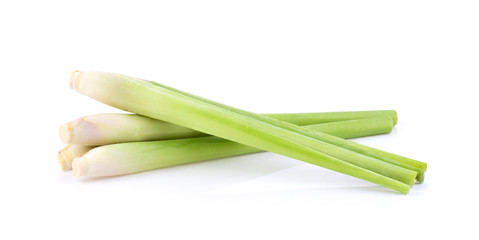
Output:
[148, 81, 425, 182]
[60, 113, 394, 146]
[307, 117, 393, 139]
[266, 110, 398, 126]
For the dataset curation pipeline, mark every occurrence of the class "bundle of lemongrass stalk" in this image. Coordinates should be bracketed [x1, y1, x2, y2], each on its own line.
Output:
[58, 71, 427, 194]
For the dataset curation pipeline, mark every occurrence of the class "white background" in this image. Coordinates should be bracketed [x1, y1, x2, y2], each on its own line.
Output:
[1, 1, 478, 239]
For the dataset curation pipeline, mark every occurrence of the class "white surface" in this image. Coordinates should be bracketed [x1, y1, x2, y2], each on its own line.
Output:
[1, 1, 478, 239]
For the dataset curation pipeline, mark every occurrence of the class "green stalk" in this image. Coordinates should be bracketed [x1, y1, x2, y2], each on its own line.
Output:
[59, 117, 394, 171]
[70, 71, 417, 193]
[60, 113, 394, 146]
[266, 110, 398, 126]
[147, 81, 426, 182]
[307, 117, 394, 139]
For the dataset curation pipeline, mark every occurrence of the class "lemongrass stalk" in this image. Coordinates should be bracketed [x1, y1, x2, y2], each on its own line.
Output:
[60, 117, 393, 171]
[307, 117, 393, 139]
[72, 136, 259, 177]
[147, 80, 426, 182]
[60, 113, 394, 146]
[59, 113, 204, 146]
[57, 145, 94, 171]
[267, 110, 398, 126]
[70, 71, 416, 193]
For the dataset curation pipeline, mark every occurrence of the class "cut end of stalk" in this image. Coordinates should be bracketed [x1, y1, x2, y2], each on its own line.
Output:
[69, 70, 80, 90]
[391, 110, 398, 126]
[57, 146, 72, 171]
[400, 186, 411, 194]
[72, 157, 88, 177]
[386, 117, 394, 133]
[59, 122, 74, 144]
[416, 172, 425, 184]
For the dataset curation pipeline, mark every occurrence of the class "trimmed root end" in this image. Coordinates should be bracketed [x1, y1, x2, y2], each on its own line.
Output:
[69, 70, 80, 90]
[57, 148, 72, 171]
[59, 123, 74, 144]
